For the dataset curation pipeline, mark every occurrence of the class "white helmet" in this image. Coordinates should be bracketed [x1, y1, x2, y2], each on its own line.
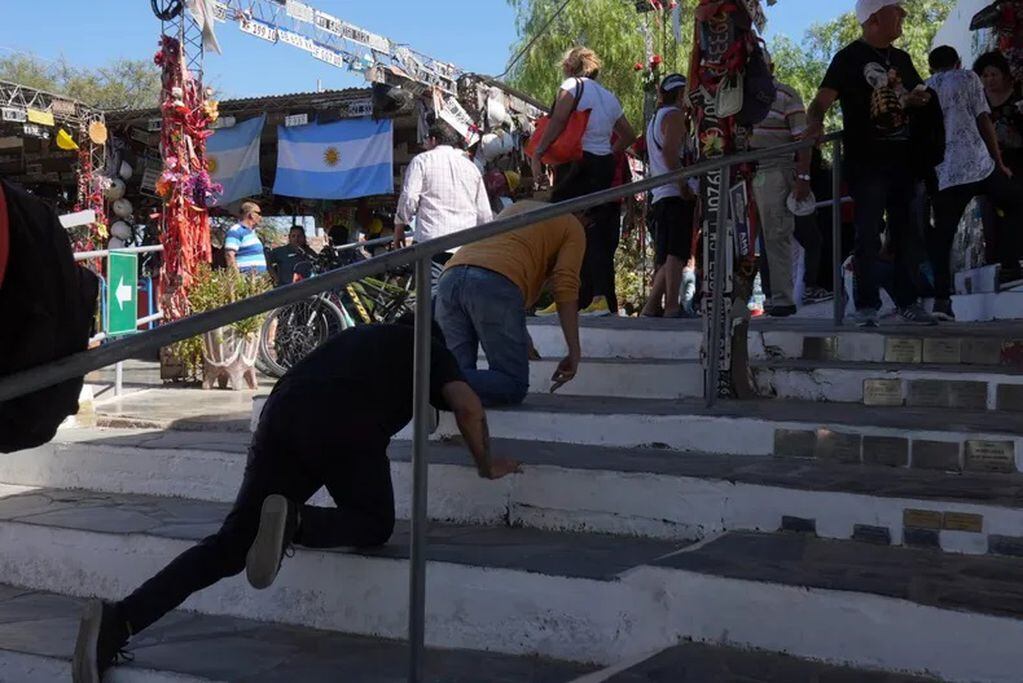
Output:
[110, 220, 133, 240]
[787, 191, 817, 217]
[107, 236, 127, 250]
[112, 198, 133, 219]
[104, 178, 126, 201]
[118, 161, 134, 181]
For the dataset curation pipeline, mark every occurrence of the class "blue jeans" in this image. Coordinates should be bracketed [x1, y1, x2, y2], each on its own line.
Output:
[435, 265, 529, 406]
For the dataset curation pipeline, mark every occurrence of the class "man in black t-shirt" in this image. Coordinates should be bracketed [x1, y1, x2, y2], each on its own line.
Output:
[805, 0, 936, 327]
[73, 324, 520, 683]
[268, 225, 317, 286]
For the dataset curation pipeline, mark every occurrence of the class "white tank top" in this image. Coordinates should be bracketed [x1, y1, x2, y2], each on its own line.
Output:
[646, 106, 682, 204]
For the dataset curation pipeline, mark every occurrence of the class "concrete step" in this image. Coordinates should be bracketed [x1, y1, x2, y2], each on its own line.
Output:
[527, 316, 1023, 363]
[417, 395, 1023, 464]
[0, 584, 592, 682]
[7, 429, 1023, 555]
[0, 586, 941, 683]
[0, 486, 682, 665]
[520, 357, 701, 399]
[755, 359, 1023, 408]
[0, 489, 1019, 681]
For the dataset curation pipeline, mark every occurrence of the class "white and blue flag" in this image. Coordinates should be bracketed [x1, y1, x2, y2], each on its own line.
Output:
[207, 114, 265, 206]
[273, 119, 393, 200]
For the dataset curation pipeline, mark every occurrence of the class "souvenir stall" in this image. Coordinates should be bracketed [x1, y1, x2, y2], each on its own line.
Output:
[0, 80, 108, 251]
[689, 0, 777, 398]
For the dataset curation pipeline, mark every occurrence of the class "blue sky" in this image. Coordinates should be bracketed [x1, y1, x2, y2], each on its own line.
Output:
[0, 0, 842, 99]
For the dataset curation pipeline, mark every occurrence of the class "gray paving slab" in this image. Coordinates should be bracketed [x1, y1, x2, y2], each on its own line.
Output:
[0, 489, 682, 581]
[601, 642, 937, 683]
[96, 388, 257, 432]
[0, 586, 592, 682]
[55, 429, 1023, 509]
[507, 394, 1023, 435]
[605, 641, 938, 682]
[653, 532, 1023, 620]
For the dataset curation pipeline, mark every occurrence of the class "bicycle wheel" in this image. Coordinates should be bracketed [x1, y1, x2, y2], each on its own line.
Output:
[257, 297, 348, 377]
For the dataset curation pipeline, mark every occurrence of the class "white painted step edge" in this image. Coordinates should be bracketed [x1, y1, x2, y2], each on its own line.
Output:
[0, 521, 1019, 681]
[0, 442, 1016, 555]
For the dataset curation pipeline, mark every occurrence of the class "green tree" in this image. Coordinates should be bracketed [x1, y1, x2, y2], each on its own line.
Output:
[770, 0, 956, 112]
[0, 53, 161, 110]
[505, 0, 694, 127]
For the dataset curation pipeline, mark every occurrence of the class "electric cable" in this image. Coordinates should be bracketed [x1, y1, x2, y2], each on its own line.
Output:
[497, 0, 575, 80]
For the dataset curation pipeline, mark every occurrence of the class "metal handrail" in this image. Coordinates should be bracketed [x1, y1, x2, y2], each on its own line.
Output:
[0, 130, 843, 683]
[74, 244, 164, 262]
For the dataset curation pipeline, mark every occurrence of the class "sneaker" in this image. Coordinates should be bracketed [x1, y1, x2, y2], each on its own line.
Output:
[898, 303, 938, 326]
[766, 304, 797, 318]
[579, 296, 611, 317]
[932, 298, 955, 322]
[73, 600, 130, 683]
[246, 494, 300, 590]
[535, 302, 558, 317]
[854, 308, 880, 328]
[802, 286, 833, 305]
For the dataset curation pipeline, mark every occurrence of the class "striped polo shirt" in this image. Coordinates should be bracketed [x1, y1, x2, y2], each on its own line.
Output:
[225, 223, 267, 273]
[751, 81, 808, 169]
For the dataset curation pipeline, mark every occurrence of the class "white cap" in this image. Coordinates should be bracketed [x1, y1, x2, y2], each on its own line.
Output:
[855, 0, 903, 24]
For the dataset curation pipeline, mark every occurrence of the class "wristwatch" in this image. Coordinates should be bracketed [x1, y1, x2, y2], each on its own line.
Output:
[796, 173, 811, 182]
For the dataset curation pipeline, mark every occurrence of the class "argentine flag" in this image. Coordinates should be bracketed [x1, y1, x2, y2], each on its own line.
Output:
[273, 119, 393, 200]
[207, 114, 265, 206]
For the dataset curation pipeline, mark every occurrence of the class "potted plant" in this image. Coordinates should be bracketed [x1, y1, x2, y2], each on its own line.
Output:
[185, 262, 271, 390]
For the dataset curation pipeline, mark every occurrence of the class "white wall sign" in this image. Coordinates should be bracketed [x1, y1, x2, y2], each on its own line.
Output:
[439, 96, 479, 146]
[314, 10, 344, 36]
[344, 100, 373, 117]
[58, 209, 96, 229]
[313, 45, 346, 69]
[212, 1, 229, 21]
[239, 18, 278, 43]
[146, 118, 163, 132]
[212, 116, 237, 129]
[1, 107, 26, 123]
[285, 0, 314, 23]
[278, 29, 316, 53]
[22, 125, 49, 140]
[284, 113, 309, 127]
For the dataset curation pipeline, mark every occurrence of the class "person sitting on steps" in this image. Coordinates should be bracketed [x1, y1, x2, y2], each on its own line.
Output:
[72, 322, 520, 683]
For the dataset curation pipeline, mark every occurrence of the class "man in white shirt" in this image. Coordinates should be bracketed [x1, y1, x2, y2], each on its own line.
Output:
[926, 45, 1022, 320]
[394, 120, 492, 259]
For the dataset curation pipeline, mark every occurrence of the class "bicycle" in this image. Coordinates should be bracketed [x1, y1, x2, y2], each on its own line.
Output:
[256, 243, 436, 377]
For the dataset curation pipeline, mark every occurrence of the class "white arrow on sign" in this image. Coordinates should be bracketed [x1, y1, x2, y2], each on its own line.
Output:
[115, 277, 132, 310]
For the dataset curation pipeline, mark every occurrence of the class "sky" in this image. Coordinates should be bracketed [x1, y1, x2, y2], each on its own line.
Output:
[0, 0, 845, 100]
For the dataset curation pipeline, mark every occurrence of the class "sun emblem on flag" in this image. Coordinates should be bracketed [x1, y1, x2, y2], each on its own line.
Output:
[323, 146, 341, 167]
[207, 156, 218, 174]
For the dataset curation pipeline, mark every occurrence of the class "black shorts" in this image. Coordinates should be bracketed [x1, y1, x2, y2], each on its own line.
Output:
[652, 196, 695, 267]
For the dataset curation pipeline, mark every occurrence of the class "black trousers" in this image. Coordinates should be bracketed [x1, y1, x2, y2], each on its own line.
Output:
[847, 162, 922, 310]
[931, 168, 1023, 298]
[118, 381, 395, 634]
[552, 152, 619, 311]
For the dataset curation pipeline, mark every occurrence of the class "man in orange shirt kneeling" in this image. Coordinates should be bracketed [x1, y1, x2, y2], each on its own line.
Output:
[435, 201, 585, 406]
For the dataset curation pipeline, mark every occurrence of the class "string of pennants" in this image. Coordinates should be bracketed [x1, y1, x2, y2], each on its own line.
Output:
[211, 0, 462, 94]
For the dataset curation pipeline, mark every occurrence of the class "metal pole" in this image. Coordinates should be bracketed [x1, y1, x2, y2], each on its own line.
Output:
[831, 139, 844, 326]
[705, 164, 732, 408]
[114, 361, 123, 397]
[408, 257, 432, 683]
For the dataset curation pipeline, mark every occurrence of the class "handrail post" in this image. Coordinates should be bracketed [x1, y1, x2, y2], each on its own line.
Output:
[831, 138, 844, 326]
[408, 256, 432, 683]
[705, 164, 732, 407]
[114, 361, 123, 398]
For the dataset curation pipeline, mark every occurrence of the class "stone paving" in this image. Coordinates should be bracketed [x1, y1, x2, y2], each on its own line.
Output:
[606, 641, 938, 682]
[655, 532, 1023, 620]
[95, 388, 257, 431]
[0, 488, 683, 581]
[0, 585, 592, 682]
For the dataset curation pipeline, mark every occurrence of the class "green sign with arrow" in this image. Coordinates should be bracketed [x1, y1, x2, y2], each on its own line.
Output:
[106, 251, 138, 336]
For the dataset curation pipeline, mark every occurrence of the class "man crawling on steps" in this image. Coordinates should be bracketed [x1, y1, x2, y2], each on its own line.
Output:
[72, 322, 520, 682]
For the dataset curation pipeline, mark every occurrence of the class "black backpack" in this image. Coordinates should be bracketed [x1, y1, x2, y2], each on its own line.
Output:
[0, 178, 99, 452]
